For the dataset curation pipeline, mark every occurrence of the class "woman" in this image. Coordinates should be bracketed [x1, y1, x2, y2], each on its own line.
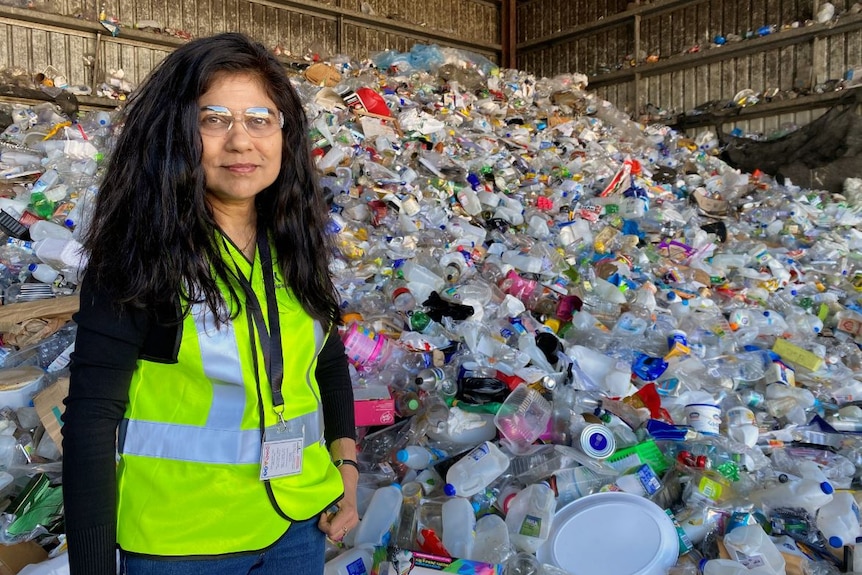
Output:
[61, 32, 358, 575]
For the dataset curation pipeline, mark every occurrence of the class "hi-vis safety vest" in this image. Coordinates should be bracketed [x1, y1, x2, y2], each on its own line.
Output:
[115, 237, 344, 556]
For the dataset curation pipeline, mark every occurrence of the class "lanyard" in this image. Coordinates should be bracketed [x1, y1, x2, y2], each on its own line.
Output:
[232, 229, 286, 416]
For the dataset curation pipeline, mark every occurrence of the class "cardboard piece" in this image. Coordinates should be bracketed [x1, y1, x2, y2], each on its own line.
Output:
[0, 296, 79, 330]
[32, 378, 69, 455]
[0, 542, 48, 575]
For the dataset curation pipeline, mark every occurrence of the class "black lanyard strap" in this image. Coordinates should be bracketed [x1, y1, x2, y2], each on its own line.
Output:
[234, 229, 286, 413]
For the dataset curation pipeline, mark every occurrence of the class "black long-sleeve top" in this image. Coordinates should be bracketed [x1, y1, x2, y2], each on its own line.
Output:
[61, 279, 355, 575]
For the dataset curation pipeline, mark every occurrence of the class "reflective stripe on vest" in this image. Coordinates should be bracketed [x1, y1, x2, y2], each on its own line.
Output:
[119, 301, 326, 464]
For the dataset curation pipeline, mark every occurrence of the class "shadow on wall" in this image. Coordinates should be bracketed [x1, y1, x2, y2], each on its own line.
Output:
[718, 89, 862, 194]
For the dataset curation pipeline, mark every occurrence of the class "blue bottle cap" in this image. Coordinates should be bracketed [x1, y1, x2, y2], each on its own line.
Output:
[829, 535, 844, 548]
[821, 481, 834, 495]
[444, 483, 456, 497]
[396, 450, 408, 463]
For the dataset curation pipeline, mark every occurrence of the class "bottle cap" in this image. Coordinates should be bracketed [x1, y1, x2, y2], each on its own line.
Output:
[396, 450, 408, 463]
[444, 483, 456, 497]
[698, 558, 708, 572]
[829, 535, 844, 548]
[27, 263, 37, 272]
[820, 481, 834, 495]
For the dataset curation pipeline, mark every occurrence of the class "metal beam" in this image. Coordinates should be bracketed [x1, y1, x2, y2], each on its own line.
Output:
[589, 13, 862, 89]
[517, 0, 709, 52]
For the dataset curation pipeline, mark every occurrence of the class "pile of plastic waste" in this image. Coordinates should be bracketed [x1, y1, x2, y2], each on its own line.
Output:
[2, 40, 862, 574]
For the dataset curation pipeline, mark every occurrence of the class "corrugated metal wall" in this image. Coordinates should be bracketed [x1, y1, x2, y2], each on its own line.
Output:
[0, 0, 501, 106]
[516, 0, 862, 132]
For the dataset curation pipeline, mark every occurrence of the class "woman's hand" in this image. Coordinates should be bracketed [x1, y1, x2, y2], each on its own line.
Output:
[319, 438, 360, 541]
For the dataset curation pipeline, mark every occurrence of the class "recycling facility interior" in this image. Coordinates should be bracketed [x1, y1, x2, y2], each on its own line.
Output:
[0, 0, 860, 571]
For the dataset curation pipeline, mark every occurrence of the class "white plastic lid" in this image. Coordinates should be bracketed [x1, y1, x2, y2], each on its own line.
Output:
[537, 492, 679, 575]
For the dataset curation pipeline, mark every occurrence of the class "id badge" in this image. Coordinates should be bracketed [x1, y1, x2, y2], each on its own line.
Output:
[260, 421, 304, 480]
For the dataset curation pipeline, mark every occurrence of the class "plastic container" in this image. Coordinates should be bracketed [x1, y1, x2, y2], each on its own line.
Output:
[353, 483, 403, 547]
[396, 446, 444, 470]
[815, 491, 861, 549]
[441, 496, 476, 559]
[494, 383, 552, 454]
[341, 322, 395, 373]
[394, 481, 423, 551]
[324, 544, 375, 575]
[27, 262, 59, 284]
[723, 524, 785, 574]
[444, 440, 510, 497]
[549, 465, 607, 507]
[698, 558, 751, 575]
[473, 514, 511, 566]
[28, 219, 72, 241]
[505, 482, 556, 553]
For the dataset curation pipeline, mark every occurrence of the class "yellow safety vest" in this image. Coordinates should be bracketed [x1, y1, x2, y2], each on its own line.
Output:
[116, 237, 344, 556]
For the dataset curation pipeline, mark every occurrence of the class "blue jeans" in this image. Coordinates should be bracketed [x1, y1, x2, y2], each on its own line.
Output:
[120, 518, 325, 575]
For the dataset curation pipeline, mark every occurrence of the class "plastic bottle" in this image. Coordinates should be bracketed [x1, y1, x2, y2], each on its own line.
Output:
[394, 481, 423, 551]
[441, 496, 476, 559]
[505, 482, 556, 553]
[28, 219, 73, 241]
[27, 262, 59, 284]
[698, 558, 751, 575]
[815, 490, 861, 549]
[472, 514, 511, 565]
[444, 440, 510, 497]
[723, 524, 786, 574]
[353, 483, 403, 547]
[547, 465, 607, 507]
[396, 445, 445, 470]
[324, 544, 375, 575]
[391, 387, 421, 418]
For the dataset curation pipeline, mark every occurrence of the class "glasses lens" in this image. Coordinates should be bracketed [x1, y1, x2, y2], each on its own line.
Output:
[242, 107, 281, 137]
[199, 107, 233, 135]
[198, 106, 283, 138]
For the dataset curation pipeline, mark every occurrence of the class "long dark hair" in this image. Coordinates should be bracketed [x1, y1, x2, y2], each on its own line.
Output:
[83, 32, 339, 327]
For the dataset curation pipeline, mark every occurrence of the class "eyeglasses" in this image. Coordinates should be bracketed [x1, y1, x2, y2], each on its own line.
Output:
[198, 105, 284, 138]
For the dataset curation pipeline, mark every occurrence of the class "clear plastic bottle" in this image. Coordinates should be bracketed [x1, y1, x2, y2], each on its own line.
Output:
[472, 514, 511, 565]
[504, 482, 556, 553]
[353, 483, 403, 547]
[548, 465, 607, 507]
[394, 481, 423, 551]
[441, 496, 476, 559]
[443, 441, 510, 497]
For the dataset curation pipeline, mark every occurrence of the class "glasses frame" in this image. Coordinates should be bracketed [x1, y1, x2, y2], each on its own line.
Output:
[198, 105, 285, 138]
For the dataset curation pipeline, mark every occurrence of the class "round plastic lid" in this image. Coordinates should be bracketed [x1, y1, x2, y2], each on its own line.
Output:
[829, 535, 844, 548]
[821, 481, 835, 495]
[536, 492, 679, 575]
[396, 450, 408, 463]
[444, 483, 456, 497]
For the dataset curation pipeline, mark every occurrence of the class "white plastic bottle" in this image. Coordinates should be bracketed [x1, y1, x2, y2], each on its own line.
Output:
[723, 524, 786, 574]
[29, 219, 73, 242]
[396, 445, 444, 470]
[324, 544, 375, 575]
[444, 441, 510, 497]
[504, 482, 556, 553]
[353, 483, 403, 547]
[441, 496, 476, 559]
[28, 263, 59, 284]
[473, 514, 511, 565]
[816, 491, 861, 549]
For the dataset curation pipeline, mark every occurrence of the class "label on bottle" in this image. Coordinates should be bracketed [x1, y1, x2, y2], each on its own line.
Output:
[518, 514, 542, 538]
[732, 551, 766, 569]
[469, 442, 489, 462]
[345, 557, 368, 575]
